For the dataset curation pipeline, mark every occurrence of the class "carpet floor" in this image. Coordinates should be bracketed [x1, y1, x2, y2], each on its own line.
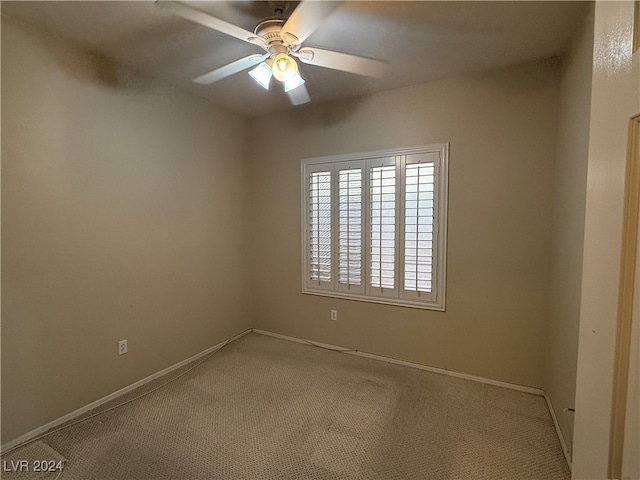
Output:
[2, 333, 570, 479]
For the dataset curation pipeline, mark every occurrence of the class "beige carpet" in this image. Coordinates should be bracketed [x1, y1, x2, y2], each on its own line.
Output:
[2, 333, 570, 479]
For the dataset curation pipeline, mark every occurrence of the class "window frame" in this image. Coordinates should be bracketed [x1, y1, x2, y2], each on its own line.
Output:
[301, 143, 449, 311]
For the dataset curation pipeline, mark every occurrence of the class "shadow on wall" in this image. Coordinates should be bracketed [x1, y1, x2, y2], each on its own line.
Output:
[475, 57, 563, 95]
[279, 94, 368, 131]
[275, 55, 563, 135]
[32, 29, 159, 94]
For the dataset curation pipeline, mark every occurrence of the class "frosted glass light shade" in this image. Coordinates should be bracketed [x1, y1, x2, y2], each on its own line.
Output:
[248, 62, 272, 90]
[284, 72, 305, 92]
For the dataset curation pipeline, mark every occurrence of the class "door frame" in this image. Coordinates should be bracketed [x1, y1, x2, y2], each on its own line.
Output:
[609, 115, 640, 479]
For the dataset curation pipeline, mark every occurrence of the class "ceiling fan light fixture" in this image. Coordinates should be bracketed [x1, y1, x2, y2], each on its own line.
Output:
[284, 72, 305, 93]
[271, 53, 298, 82]
[248, 62, 272, 90]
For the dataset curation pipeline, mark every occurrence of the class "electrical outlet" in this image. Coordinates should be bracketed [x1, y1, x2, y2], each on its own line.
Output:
[331, 310, 338, 321]
[118, 339, 128, 355]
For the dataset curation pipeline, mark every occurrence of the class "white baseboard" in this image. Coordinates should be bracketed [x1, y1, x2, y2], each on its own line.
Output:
[1, 328, 252, 454]
[544, 393, 572, 471]
[252, 329, 545, 396]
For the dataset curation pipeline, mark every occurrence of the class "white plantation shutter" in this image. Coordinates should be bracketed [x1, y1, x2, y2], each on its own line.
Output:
[403, 152, 439, 302]
[368, 158, 398, 297]
[337, 162, 364, 293]
[302, 144, 448, 310]
[307, 168, 332, 287]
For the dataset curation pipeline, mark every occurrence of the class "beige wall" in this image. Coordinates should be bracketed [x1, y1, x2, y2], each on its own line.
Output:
[544, 6, 594, 460]
[248, 59, 560, 388]
[572, 1, 640, 478]
[1, 16, 251, 443]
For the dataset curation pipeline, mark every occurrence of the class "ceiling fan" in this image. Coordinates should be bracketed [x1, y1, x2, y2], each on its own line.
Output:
[156, 1, 386, 105]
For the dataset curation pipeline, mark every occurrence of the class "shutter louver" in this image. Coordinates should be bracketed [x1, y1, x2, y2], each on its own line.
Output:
[338, 168, 362, 287]
[309, 171, 332, 282]
[404, 162, 435, 293]
[370, 165, 396, 289]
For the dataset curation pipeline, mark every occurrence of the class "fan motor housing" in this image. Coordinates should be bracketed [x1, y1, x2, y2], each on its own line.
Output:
[254, 18, 298, 50]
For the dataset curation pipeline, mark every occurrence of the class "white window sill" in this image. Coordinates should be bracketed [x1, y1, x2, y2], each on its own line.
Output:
[302, 288, 446, 311]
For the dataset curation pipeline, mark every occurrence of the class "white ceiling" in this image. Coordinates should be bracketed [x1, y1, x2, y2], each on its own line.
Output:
[2, 1, 589, 117]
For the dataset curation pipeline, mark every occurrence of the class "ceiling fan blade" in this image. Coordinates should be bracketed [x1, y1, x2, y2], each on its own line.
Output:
[281, 1, 343, 45]
[287, 83, 311, 106]
[194, 54, 268, 84]
[296, 48, 386, 77]
[156, 1, 266, 48]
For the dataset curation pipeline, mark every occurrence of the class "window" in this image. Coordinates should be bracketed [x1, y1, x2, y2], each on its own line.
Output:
[302, 144, 448, 310]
